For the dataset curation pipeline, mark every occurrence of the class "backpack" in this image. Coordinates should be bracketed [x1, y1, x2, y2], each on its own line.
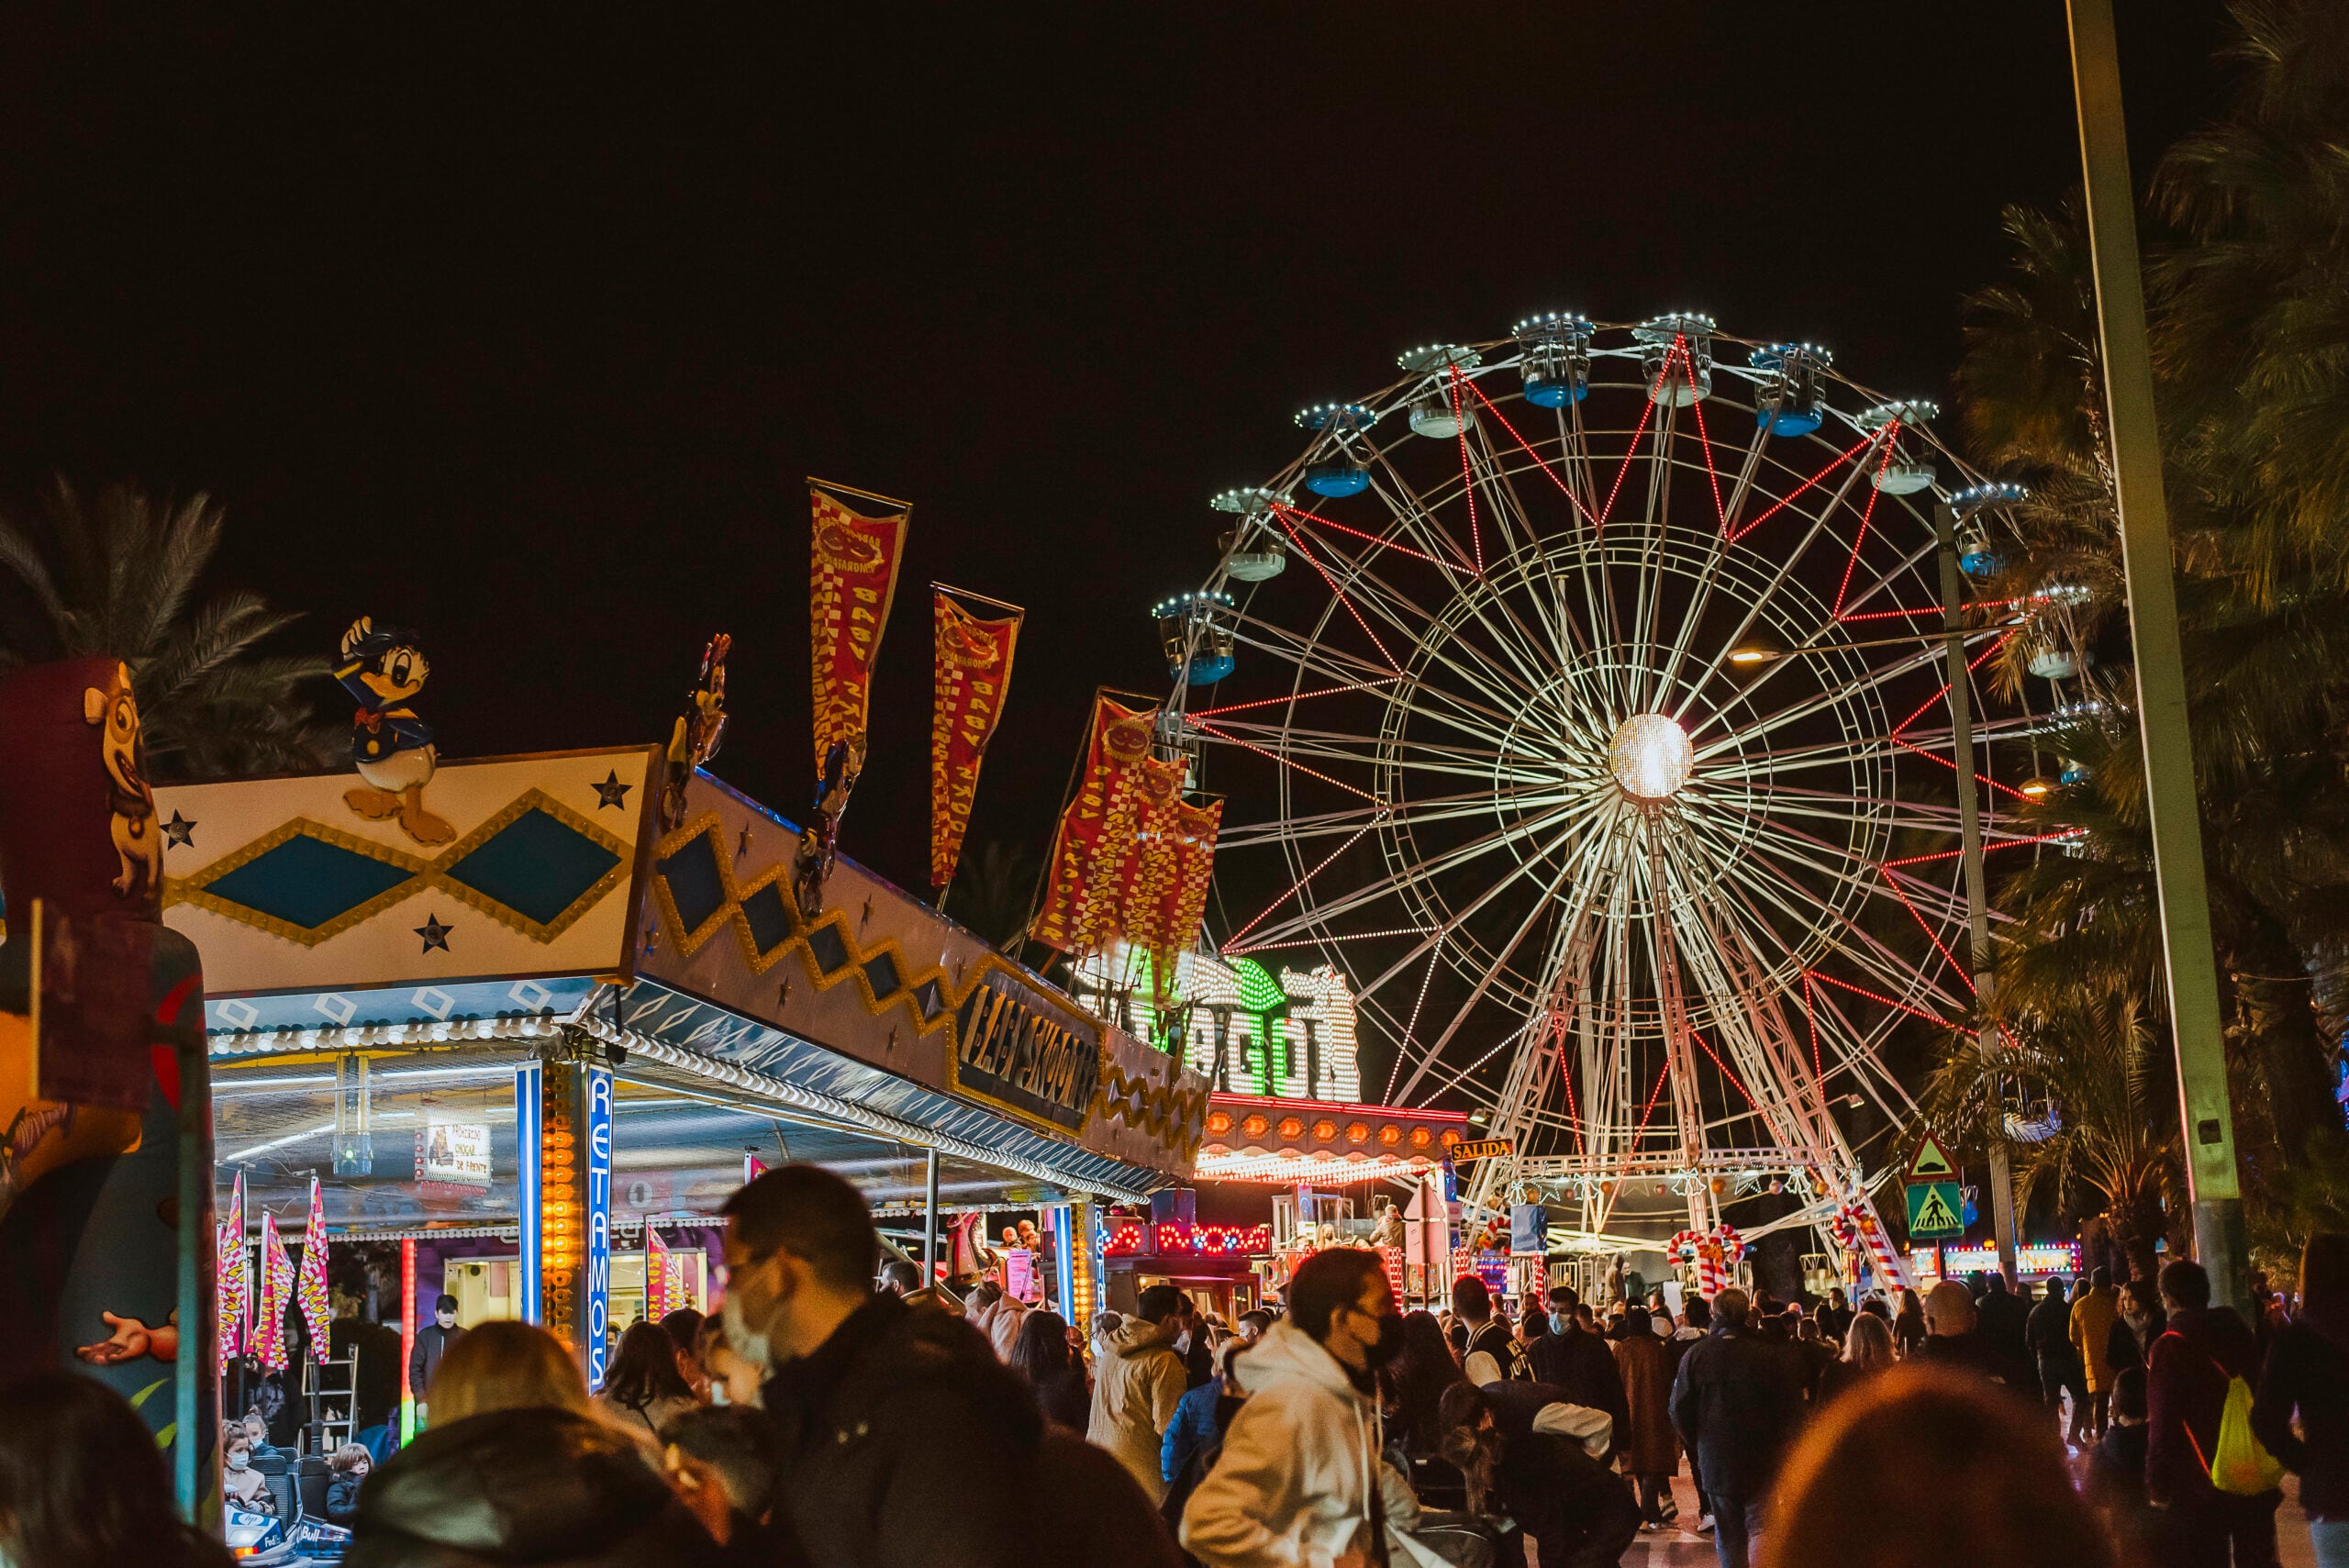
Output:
[2206, 1370, 2284, 1496]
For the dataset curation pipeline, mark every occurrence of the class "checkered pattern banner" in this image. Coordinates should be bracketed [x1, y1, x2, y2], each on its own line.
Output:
[809, 486, 910, 785]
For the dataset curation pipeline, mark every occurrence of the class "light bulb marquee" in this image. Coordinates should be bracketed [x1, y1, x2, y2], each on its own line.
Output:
[1069, 940, 1361, 1103]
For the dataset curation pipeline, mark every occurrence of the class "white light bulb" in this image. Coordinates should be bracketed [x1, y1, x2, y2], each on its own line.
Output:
[1608, 714, 1694, 800]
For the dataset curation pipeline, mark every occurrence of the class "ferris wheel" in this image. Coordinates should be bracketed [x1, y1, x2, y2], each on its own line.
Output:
[1153, 312, 2036, 1251]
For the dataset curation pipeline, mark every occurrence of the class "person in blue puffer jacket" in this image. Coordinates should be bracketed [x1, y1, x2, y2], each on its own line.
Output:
[1163, 1340, 1243, 1512]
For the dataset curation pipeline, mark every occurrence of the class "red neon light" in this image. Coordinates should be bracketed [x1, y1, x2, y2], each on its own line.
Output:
[1188, 676, 1400, 720]
[1727, 433, 1875, 543]
[1208, 1093, 1472, 1122]
[1103, 1222, 1273, 1259]
[1598, 340, 1676, 530]
[1462, 380, 1597, 527]
[1805, 969, 1952, 1029]
[1879, 829, 2086, 869]
[1685, 355, 1727, 528]
[1831, 429, 1898, 618]
[1221, 812, 1384, 947]
[1275, 517, 1402, 672]
[1273, 502, 1452, 568]
[1889, 735, 2034, 805]
[1186, 714, 1382, 805]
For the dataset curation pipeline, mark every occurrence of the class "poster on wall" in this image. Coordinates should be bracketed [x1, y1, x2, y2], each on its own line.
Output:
[1005, 1248, 1034, 1302]
[419, 1120, 493, 1186]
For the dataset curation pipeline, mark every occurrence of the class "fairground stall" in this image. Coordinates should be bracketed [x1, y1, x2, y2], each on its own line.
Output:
[1072, 941, 1469, 1315]
[159, 746, 1205, 1446]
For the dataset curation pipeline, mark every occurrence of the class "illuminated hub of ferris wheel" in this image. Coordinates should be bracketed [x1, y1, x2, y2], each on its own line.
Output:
[1152, 308, 2042, 1252]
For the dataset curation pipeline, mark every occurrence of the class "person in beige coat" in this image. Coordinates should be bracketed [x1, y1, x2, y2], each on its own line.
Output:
[1088, 1284, 1190, 1501]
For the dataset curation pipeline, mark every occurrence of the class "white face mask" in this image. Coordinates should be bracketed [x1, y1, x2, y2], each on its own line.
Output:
[227, 1451, 250, 1473]
[722, 1291, 773, 1370]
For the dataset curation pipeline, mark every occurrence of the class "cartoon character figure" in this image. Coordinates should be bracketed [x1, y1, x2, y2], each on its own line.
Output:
[335, 617, 454, 846]
[662, 633, 730, 831]
[80, 661, 158, 898]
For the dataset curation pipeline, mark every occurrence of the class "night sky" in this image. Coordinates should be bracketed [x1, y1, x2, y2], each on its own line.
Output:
[0, 5, 2227, 930]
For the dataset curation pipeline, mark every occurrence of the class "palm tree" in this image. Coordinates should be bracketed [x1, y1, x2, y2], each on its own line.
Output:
[0, 480, 333, 780]
[1919, 989, 2177, 1281]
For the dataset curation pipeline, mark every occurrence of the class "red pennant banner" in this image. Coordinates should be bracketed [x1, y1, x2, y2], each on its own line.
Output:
[1032, 695, 1160, 952]
[809, 486, 910, 784]
[930, 592, 1022, 892]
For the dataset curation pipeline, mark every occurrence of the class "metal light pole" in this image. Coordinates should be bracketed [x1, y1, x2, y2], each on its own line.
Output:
[2066, 0, 2245, 1306]
[922, 1147, 941, 1284]
[1937, 506, 2020, 1283]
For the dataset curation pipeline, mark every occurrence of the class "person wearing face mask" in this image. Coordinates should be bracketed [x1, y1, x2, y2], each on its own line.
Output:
[407, 1293, 464, 1429]
[720, 1163, 1044, 1568]
[1181, 1248, 1448, 1568]
[220, 1423, 276, 1515]
[1526, 1284, 1629, 1463]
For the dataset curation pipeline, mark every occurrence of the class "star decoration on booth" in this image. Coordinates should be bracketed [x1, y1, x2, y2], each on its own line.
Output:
[593, 770, 632, 809]
[415, 913, 453, 953]
[162, 810, 197, 849]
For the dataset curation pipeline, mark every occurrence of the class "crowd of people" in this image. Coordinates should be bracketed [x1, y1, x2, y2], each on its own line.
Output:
[0, 1173, 2340, 1568]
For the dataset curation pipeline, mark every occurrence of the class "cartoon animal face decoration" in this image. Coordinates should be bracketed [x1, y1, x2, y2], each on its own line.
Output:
[81, 660, 158, 900]
[340, 616, 430, 707]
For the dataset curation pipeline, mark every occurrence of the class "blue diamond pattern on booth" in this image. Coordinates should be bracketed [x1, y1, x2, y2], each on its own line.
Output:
[201, 832, 417, 932]
[442, 806, 621, 929]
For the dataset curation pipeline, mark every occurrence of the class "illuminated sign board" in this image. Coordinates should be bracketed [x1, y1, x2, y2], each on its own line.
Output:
[954, 970, 1102, 1132]
[418, 1120, 492, 1186]
[1071, 941, 1360, 1102]
[1452, 1139, 1513, 1162]
[582, 1069, 613, 1392]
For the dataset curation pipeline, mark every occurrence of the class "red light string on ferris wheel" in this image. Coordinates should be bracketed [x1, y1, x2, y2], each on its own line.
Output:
[1598, 339, 1683, 531]
[1228, 926, 1434, 955]
[1831, 428, 1900, 618]
[1683, 352, 1729, 529]
[1688, 1027, 1770, 1125]
[1446, 365, 1484, 575]
[1801, 971, 1825, 1088]
[1186, 675, 1402, 720]
[1878, 828, 2087, 869]
[1876, 866, 1975, 994]
[1611, 1058, 1678, 1184]
[1215, 807, 1386, 950]
[1888, 736, 2037, 806]
[1272, 515, 1404, 673]
[1270, 500, 1452, 569]
[1803, 968, 1954, 1029]
[1724, 432, 1877, 544]
[1889, 629, 2016, 739]
[1459, 379, 1598, 528]
[1184, 713, 1382, 806]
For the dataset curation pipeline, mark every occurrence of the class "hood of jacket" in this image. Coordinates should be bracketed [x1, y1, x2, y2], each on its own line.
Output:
[1231, 1318, 1370, 1407]
[1103, 1314, 1182, 1360]
[355, 1406, 686, 1558]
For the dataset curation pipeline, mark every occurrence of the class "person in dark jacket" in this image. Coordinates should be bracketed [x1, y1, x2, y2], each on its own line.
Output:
[2087, 1367, 2156, 1564]
[1669, 1288, 1802, 1568]
[1527, 1284, 1631, 1462]
[1976, 1273, 2033, 1386]
[723, 1163, 1042, 1568]
[2145, 1258, 2282, 1568]
[1454, 1274, 1522, 1384]
[1612, 1307, 1681, 1528]
[326, 1443, 371, 1528]
[2027, 1277, 2084, 1441]
[406, 1294, 463, 1427]
[1176, 1298, 1216, 1391]
[2252, 1231, 2349, 1568]
[1815, 1287, 1854, 1346]
[1440, 1380, 1642, 1568]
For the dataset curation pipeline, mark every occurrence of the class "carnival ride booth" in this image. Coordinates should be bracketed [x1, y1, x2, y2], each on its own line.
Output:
[164, 748, 1206, 1422]
[1188, 1094, 1468, 1311]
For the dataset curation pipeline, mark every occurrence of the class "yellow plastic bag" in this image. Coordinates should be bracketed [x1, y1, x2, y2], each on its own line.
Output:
[2208, 1373, 2285, 1496]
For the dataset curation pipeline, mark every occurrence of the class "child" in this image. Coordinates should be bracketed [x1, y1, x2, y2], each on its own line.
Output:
[219, 1423, 275, 1516]
[239, 1409, 280, 1460]
[326, 1442, 370, 1526]
[658, 1405, 782, 1551]
[2087, 1363, 2154, 1559]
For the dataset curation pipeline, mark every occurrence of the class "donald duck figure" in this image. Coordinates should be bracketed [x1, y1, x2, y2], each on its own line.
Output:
[335, 616, 455, 846]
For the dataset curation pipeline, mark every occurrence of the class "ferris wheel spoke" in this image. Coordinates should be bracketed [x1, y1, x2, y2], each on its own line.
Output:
[1389, 827, 1606, 1105]
[1241, 797, 1588, 952]
[1687, 638, 1943, 759]
[1362, 449, 1481, 576]
[1673, 432, 1890, 717]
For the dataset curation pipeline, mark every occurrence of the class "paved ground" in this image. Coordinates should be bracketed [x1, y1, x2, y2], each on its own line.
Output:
[1589, 1455, 2322, 1567]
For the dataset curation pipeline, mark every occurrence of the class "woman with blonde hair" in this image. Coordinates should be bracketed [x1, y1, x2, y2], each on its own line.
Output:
[1814, 1311, 1895, 1407]
[350, 1321, 707, 1566]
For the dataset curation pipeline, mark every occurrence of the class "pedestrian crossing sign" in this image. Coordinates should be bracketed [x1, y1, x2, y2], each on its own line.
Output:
[1904, 1179, 1965, 1240]
[1905, 1134, 1958, 1182]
